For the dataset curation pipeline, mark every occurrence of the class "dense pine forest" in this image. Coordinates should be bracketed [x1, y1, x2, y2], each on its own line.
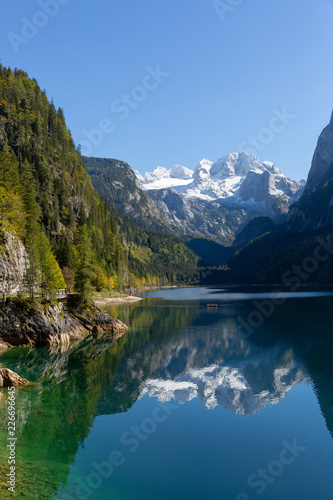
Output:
[0, 64, 201, 295]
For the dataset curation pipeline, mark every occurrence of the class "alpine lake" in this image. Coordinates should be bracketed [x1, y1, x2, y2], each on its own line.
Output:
[1, 286, 333, 500]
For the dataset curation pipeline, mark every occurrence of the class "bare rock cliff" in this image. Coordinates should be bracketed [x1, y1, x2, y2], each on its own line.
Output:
[0, 232, 28, 296]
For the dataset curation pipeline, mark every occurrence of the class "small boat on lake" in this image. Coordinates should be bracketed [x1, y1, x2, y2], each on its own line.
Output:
[207, 304, 218, 308]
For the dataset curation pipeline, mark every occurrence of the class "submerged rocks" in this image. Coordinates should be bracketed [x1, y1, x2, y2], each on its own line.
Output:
[0, 367, 30, 405]
[0, 295, 128, 349]
[0, 368, 30, 387]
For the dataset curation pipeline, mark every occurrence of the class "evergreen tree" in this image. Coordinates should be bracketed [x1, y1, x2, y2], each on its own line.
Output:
[0, 141, 19, 192]
[39, 231, 66, 297]
[21, 158, 41, 298]
[0, 186, 25, 236]
[20, 158, 40, 234]
[24, 232, 40, 299]
[75, 225, 95, 297]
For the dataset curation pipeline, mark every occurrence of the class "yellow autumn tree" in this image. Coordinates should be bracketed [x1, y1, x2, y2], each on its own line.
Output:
[0, 186, 25, 236]
[39, 231, 66, 295]
[108, 276, 115, 289]
[93, 266, 109, 291]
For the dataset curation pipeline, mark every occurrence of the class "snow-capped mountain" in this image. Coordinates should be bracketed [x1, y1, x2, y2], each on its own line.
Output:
[136, 152, 305, 220]
[85, 152, 305, 248]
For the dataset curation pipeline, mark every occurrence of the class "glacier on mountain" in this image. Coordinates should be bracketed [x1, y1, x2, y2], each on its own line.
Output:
[136, 152, 305, 218]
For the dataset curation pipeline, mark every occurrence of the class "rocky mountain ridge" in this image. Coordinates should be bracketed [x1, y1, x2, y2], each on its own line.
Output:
[138, 152, 305, 221]
[148, 188, 249, 245]
[83, 156, 174, 234]
[86, 153, 304, 247]
[288, 111, 333, 230]
[306, 111, 333, 190]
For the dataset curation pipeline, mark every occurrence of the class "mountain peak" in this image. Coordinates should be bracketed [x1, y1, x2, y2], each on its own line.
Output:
[195, 158, 213, 169]
[306, 111, 333, 190]
[136, 151, 303, 219]
[210, 151, 260, 179]
[170, 164, 193, 179]
[145, 166, 169, 182]
[193, 159, 213, 178]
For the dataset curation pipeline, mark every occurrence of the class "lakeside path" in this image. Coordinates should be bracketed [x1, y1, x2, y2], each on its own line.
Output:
[94, 296, 143, 306]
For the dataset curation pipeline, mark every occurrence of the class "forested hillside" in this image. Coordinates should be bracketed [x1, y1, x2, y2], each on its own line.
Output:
[83, 156, 174, 235]
[0, 65, 200, 294]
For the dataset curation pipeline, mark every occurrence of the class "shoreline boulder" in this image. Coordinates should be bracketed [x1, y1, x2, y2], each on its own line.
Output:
[0, 368, 30, 387]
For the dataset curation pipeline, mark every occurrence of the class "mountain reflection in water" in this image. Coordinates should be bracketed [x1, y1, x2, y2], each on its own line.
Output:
[0, 289, 332, 499]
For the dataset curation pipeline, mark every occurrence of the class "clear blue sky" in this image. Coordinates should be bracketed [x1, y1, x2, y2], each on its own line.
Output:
[1, 0, 333, 180]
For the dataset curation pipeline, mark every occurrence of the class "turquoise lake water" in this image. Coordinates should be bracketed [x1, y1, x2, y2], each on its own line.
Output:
[1, 286, 333, 499]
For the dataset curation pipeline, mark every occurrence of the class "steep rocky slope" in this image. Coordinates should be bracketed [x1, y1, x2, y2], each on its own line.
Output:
[83, 156, 173, 234]
[148, 187, 249, 245]
[307, 111, 333, 190]
[0, 232, 28, 295]
[288, 111, 333, 230]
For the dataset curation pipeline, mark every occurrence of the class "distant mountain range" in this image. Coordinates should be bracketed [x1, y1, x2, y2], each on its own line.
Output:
[136, 152, 305, 220]
[84, 152, 304, 248]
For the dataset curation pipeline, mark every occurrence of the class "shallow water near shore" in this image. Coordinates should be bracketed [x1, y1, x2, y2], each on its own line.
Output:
[1, 286, 333, 499]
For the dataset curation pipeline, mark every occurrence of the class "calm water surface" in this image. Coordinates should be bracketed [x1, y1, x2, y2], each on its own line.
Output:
[1, 286, 333, 499]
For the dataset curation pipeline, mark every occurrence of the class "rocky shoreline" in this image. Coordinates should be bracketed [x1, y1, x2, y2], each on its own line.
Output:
[0, 295, 128, 350]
